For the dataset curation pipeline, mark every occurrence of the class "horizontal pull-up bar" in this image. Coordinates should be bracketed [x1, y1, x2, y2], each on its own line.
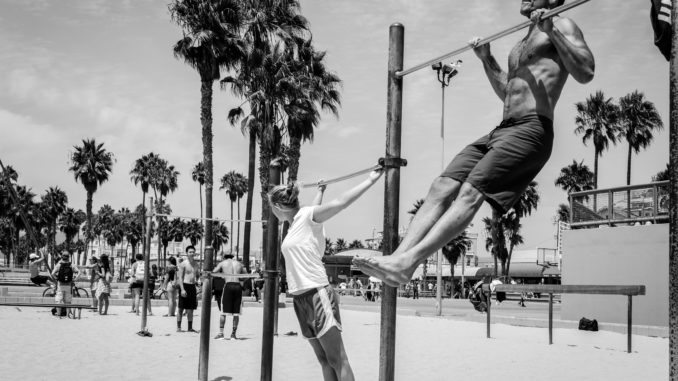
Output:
[153, 213, 266, 223]
[396, 0, 591, 78]
[300, 164, 383, 188]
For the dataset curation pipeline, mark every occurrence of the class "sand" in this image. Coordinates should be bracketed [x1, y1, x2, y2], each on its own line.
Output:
[0, 302, 667, 381]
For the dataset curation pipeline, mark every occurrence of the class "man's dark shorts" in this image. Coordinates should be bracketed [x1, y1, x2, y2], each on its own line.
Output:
[179, 283, 198, 310]
[442, 114, 553, 214]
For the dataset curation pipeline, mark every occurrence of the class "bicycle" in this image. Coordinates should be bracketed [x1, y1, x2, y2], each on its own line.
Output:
[42, 280, 90, 298]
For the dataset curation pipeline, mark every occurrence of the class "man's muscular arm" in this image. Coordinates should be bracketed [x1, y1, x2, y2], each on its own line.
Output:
[470, 38, 508, 101]
[534, 13, 594, 83]
[178, 264, 186, 294]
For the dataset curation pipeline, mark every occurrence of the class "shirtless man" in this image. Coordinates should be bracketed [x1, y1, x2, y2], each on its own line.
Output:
[177, 246, 199, 332]
[209, 253, 247, 340]
[355, 0, 594, 286]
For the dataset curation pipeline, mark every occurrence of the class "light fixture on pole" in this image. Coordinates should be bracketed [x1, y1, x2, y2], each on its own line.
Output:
[431, 60, 462, 316]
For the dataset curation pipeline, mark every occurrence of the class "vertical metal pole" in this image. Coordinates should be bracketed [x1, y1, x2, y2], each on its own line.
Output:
[627, 295, 632, 353]
[261, 164, 281, 381]
[140, 198, 153, 333]
[198, 246, 214, 380]
[435, 83, 444, 316]
[670, 1, 678, 378]
[379, 22, 404, 381]
[486, 289, 491, 338]
[549, 293, 554, 345]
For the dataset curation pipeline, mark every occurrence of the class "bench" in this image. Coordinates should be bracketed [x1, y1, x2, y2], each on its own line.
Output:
[482, 284, 646, 353]
[0, 278, 38, 287]
[0, 301, 97, 319]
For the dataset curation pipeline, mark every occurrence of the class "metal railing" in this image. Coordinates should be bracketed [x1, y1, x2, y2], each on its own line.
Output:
[569, 181, 669, 228]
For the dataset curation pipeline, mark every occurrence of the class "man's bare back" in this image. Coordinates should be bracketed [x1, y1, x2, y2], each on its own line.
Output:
[214, 258, 245, 283]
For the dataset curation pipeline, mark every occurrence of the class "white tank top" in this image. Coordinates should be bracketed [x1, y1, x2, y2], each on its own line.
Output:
[135, 262, 146, 278]
[281, 206, 329, 294]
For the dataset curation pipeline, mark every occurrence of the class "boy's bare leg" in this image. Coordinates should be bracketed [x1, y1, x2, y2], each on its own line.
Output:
[355, 182, 485, 286]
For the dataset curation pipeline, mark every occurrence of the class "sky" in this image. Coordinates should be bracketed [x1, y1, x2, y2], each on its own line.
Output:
[0, 0, 670, 260]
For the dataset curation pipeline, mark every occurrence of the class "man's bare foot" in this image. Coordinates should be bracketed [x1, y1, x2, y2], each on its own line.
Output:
[352, 256, 414, 287]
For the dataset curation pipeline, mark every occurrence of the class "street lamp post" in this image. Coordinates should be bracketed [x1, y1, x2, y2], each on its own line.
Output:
[432, 60, 461, 316]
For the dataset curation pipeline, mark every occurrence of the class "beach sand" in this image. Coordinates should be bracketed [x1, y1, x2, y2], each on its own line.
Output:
[0, 302, 667, 381]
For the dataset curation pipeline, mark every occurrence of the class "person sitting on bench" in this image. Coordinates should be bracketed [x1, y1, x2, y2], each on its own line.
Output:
[28, 252, 54, 288]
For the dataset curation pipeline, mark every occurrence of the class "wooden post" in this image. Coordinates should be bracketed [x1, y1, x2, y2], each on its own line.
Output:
[261, 163, 281, 381]
[379, 23, 404, 381]
[670, 0, 678, 377]
[486, 289, 491, 338]
[140, 198, 153, 333]
[549, 293, 554, 345]
[627, 295, 632, 353]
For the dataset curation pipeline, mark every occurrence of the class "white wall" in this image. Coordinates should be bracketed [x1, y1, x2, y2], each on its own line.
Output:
[561, 224, 668, 327]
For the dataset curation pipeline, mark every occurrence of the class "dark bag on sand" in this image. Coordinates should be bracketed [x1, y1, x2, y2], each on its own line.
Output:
[51, 307, 68, 317]
[578, 317, 599, 331]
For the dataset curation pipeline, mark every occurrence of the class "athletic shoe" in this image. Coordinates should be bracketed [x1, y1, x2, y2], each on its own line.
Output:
[214, 333, 225, 340]
[187, 328, 199, 333]
[176, 328, 182, 332]
[230, 333, 237, 340]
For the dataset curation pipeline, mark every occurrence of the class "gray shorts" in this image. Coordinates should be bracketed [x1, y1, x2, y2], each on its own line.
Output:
[442, 114, 553, 214]
[292, 285, 342, 339]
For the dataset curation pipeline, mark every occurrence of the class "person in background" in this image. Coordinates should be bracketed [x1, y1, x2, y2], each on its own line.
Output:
[162, 256, 179, 317]
[130, 253, 145, 315]
[96, 254, 113, 315]
[51, 251, 80, 318]
[88, 256, 100, 311]
[28, 252, 54, 288]
[145, 264, 158, 316]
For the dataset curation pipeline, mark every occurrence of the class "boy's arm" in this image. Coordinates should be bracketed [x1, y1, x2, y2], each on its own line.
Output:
[177, 265, 186, 293]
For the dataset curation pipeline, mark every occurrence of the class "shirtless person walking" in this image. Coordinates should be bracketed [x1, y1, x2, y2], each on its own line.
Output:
[209, 253, 247, 340]
[355, 0, 594, 286]
[177, 246, 199, 332]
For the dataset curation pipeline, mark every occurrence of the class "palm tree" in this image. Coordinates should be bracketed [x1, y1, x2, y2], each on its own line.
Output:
[574, 91, 620, 189]
[556, 203, 571, 223]
[170, 0, 245, 262]
[653, 163, 670, 182]
[224, 0, 308, 257]
[130, 152, 162, 250]
[69, 139, 114, 263]
[618, 91, 664, 186]
[555, 160, 595, 194]
[40, 187, 68, 261]
[156, 163, 179, 267]
[124, 210, 143, 276]
[184, 219, 204, 247]
[211, 222, 230, 254]
[441, 230, 472, 297]
[324, 238, 333, 255]
[233, 173, 248, 259]
[334, 238, 348, 253]
[220, 171, 240, 254]
[503, 212, 525, 279]
[191, 161, 206, 256]
[285, 38, 342, 184]
[618, 91, 663, 217]
[348, 240, 364, 249]
[58, 208, 85, 255]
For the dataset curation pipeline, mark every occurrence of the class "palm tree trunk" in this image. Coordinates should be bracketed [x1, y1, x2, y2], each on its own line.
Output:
[236, 198, 241, 261]
[199, 184, 204, 264]
[259, 141, 272, 266]
[627, 144, 632, 218]
[287, 135, 302, 183]
[593, 152, 599, 212]
[230, 200, 234, 254]
[157, 195, 163, 268]
[200, 78, 214, 257]
[243, 129, 256, 272]
[506, 244, 515, 277]
[141, 191, 146, 251]
[85, 190, 93, 266]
